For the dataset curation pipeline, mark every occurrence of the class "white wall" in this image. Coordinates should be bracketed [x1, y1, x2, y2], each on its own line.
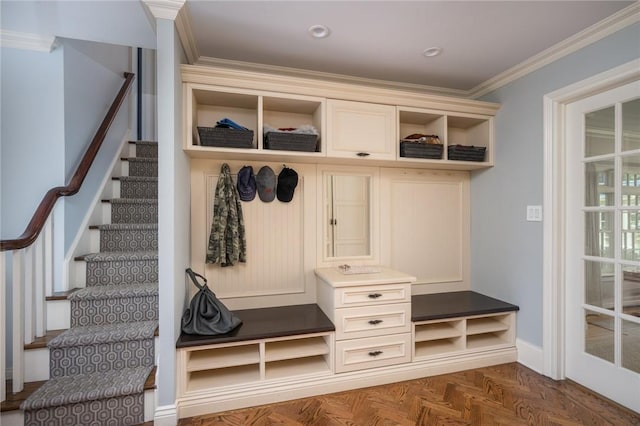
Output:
[61, 38, 131, 253]
[470, 23, 640, 348]
[156, 17, 190, 414]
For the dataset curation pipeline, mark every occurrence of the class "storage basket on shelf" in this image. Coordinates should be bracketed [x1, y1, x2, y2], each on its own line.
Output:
[400, 141, 443, 159]
[447, 145, 486, 162]
[264, 132, 318, 152]
[197, 126, 254, 149]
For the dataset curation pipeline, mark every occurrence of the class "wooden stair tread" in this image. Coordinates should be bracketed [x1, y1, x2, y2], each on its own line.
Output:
[24, 329, 65, 350]
[45, 288, 80, 301]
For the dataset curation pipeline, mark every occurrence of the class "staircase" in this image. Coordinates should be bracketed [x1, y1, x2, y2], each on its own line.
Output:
[19, 141, 159, 425]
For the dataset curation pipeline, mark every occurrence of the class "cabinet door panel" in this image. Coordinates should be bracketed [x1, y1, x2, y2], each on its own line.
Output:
[327, 99, 396, 160]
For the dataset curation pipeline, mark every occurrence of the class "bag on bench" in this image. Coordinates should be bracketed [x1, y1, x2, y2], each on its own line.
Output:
[181, 268, 242, 335]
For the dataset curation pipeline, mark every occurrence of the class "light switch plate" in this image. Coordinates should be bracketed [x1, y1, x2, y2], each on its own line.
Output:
[526, 205, 542, 222]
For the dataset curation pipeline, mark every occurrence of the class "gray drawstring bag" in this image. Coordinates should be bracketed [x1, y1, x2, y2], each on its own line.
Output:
[181, 268, 242, 335]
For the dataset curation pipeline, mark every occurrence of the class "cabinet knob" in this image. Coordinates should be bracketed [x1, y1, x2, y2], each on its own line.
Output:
[368, 293, 382, 299]
[356, 152, 370, 157]
[368, 350, 383, 357]
[368, 319, 383, 325]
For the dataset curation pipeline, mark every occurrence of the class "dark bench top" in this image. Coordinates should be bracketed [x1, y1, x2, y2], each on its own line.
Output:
[176, 303, 335, 348]
[412, 291, 519, 322]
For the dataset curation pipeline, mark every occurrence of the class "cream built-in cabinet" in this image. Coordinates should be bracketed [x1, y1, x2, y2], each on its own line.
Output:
[326, 99, 396, 160]
[315, 267, 416, 373]
[181, 65, 499, 170]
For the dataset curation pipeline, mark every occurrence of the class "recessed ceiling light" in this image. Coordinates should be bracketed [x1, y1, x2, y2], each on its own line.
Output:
[308, 24, 331, 39]
[423, 47, 443, 57]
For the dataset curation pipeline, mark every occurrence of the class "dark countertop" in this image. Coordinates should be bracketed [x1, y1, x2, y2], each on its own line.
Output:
[176, 303, 335, 348]
[412, 291, 519, 322]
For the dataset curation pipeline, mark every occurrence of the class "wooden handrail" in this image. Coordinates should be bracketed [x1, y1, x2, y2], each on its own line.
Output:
[0, 72, 135, 252]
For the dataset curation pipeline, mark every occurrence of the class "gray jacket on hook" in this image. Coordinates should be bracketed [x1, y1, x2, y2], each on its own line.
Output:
[206, 163, 247, 266]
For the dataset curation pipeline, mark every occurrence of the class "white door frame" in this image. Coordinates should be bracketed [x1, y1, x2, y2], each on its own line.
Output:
[542, 59, 640, 380]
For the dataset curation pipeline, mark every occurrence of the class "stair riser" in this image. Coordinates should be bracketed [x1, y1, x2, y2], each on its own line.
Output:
[71, 295, 158, 327]
[46, 300, 70, 330]
[127, 160, 158, 177]
[25, 348, 50, 382]
[133, 143, 158, 159]
[85, 259, 158, 286]
[24, 393, 145, 426]
[50, 339, 154, 378]
[120, 180, 158, 199]
[100, 229, 158, 252]
[111, 203, 158, 224]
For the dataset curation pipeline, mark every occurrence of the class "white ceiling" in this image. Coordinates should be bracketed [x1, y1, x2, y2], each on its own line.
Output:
[1, 1, 635, 96]
[184, 1, 634, 93]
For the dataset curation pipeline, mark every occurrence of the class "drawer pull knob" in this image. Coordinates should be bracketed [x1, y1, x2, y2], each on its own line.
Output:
[368, 350, 383, 357]
[368, 293, 382, 299]
[368, 319, 383, 325]
[356, 152, 370, 157]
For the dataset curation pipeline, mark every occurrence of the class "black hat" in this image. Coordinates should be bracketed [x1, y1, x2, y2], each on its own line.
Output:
[237, 166, 256, 201]
[256, 166, 276, 202]
[277, 167, 299, 202]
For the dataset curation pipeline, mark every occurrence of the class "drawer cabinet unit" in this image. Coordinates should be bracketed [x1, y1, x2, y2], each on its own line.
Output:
[326, 99, 397, 161]
[315, 266, 416, 373]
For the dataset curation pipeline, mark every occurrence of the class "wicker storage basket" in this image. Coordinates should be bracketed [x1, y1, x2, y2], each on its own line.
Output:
[400, 141, 443, 159]
[447, 145, 486, 162]
[197, 127, 254, 149]
[264, 132, 318, 152]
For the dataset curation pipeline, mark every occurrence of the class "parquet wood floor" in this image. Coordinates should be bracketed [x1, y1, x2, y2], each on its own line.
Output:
[175, 363, 640, 426]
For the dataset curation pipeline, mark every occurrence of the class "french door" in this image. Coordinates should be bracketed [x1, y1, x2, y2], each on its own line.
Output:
[566, 80, 640, 412]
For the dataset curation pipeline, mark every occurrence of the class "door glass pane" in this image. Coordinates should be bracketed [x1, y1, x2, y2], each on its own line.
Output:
[622, 98, 640, 152]
[585, 106, 615, 157]
[622, 155, 640, 205]
[585, 160, 614, 206]
[585, 260, 614, 310]
[622, 266, 640, 316]
[621, 210, 640, 261]
[585, 211, 614, 258]
[622, 319, 640, 373]
[585, 309, 614, 363]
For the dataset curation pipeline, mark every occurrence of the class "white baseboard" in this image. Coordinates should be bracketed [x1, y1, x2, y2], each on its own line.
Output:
[154, 404, 178, 426]
[516, 338, 544, 373]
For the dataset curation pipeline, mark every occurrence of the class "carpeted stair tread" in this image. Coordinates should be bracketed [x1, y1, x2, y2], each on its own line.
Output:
[20, 366, 153, 410]
[49, 321, 158, 348]
[80, 250, 158, 262]
[116, 176, 158, 182]
[69, 282, 158, 301]
[96, 223, 158, 231]
[124, 157, 157, 163]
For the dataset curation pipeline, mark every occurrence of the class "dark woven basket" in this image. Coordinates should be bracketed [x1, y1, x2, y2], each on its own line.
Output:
[400, 141, 443, 159]
[197, 127, 254, 149]
[447, 145, 486, 162]
[264, 132, 318, 152]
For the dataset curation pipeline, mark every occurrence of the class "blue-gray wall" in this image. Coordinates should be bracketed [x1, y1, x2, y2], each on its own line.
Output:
[62, 38, 131, 253]
[470, 23, 640, 348]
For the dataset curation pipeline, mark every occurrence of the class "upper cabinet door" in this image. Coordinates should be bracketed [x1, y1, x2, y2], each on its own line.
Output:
[327, 99, 396, 160]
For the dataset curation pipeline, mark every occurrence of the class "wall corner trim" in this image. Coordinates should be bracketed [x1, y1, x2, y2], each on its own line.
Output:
[142, 0, 185, 21]
[0, 30, 59, 53]
[154, 404, 178, 426]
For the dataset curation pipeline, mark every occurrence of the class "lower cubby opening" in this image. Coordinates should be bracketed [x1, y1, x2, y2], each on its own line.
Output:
[188, 364, 260, 392]
[265, 355, 331, 380]
[414, 336, 464, 358]
[466, 331, 509, 350]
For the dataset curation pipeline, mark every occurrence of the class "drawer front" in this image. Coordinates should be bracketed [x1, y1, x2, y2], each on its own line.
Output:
[336, 283, 411, 308]
[335, 303, 411, 340]
[335, 333, 411, 373]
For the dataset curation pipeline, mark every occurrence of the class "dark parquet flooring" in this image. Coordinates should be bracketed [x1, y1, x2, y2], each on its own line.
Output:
[176, 363, 640, 426]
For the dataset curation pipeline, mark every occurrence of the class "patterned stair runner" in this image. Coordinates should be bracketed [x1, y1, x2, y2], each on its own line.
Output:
[21, 141, 159, 425]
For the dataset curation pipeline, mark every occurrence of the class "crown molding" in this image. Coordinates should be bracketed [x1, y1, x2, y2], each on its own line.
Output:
[195, 56, 470, 98]
[142, 0, 185, 21]
[0, 30, 59, 53]
[175, 3, 198, 64]
[469, 2, 640, 99]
